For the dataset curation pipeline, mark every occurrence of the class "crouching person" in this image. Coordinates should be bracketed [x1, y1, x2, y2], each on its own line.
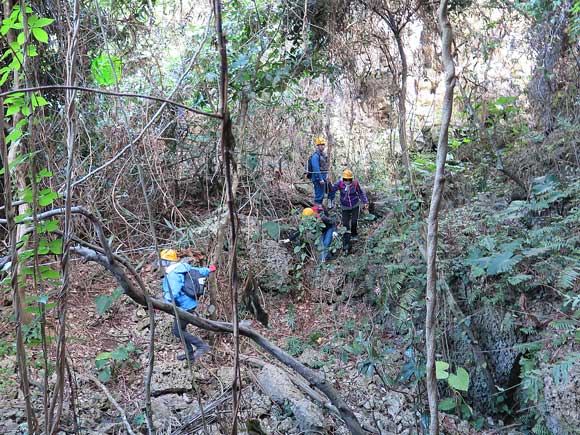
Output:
[302, 206, 337, 262]
[160, 249, 216, 362]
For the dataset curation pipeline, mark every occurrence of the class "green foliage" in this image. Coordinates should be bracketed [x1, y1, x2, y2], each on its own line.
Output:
[0, 4, 52, 85]
[286, 303, 296, 330]
[261, 221, 279, 240]
[94, 342, 139, 383]
[91, 53, 122, 86]
[571, 0, 580, 40]
[95, 287, 124, 316]
[285, 336, 305, 357]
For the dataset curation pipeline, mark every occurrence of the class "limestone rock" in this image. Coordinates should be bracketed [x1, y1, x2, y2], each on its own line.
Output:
[249, 238, 292, 292]
[542, 358, 580, 435]
[292, 398, 325, 432]
[257, 364, 303, 404]
[298, 347, 326, 368]
[150, 361, 195, 396]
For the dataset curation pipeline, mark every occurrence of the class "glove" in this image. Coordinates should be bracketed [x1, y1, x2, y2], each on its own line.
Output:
[319, 180, 325, 185]
[209, 264, 217, 272]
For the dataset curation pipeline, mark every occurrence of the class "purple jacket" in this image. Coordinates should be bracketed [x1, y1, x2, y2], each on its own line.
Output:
[330, 180, 368, 209]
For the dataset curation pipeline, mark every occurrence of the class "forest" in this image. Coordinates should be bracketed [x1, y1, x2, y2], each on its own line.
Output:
[0, 0, 579, 434]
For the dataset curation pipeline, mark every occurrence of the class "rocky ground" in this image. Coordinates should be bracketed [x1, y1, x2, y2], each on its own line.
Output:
[0, 204, 577, 434]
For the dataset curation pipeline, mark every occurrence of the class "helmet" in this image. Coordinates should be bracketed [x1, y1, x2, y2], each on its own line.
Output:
[342, 169, 353, 179]
[302, 207, 315, 217]
[314, 136, 326, 145]
[160, 249, 178, 262]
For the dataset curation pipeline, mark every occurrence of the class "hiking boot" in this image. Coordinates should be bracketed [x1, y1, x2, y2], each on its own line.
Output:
[191, 344, 210, 362]
[176, 352, 195, 362]
[327, 199, 334, 210]
[351, 235, 359, 242]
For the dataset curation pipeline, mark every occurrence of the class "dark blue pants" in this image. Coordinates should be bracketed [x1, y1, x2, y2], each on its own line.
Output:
[313, 177, 336, 205]
[172, 310, 206, 355]
[319, 225, 336, 261]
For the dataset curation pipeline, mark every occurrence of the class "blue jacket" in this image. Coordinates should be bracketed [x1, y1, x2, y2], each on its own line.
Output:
[330, 180, 369, 209]
[311, 150, 329, 183]
[162, 263, 211, 311]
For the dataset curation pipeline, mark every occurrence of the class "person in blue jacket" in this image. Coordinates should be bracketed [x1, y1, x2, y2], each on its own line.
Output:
[160, 249, 216, 362]
[330, 169, 369, 251]
[310, 136, 336, 208]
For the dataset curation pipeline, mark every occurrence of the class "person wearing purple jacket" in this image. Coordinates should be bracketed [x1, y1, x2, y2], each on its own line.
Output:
[330, 169, 369, 248]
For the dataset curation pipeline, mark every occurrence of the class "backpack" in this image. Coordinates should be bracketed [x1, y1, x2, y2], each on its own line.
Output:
[305, 154, 314, 179]
[163, 267, 205, 303]
[183, 268, 205, 300]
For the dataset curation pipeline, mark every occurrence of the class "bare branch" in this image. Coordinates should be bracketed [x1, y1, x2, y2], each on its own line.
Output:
[0, 85, 222, 119]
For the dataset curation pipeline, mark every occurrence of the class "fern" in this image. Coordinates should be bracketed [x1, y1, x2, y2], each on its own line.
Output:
[549, 319, 578, 332]
[557, 266, 580, 290]
[487, 252, 522, 275]
[552, 357, 577, 384]
[508, 274, 532, 285]
[532, 421, 550, 435]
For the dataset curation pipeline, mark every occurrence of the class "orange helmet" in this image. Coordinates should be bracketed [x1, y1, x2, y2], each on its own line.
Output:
[342, 169, 353, 179]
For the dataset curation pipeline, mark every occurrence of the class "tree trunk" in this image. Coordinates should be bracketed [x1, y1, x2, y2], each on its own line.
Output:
[393, 31, 413, 184]
[425, 1, 455, 435]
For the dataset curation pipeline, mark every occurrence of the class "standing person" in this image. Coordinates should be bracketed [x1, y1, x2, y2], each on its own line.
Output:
[309, 136, 336, 209]
[330, 169, 369, 250]
[160, 249, 216, 362]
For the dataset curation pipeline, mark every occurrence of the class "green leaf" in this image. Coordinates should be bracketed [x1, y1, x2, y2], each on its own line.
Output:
[557, 267, 579, 290]
[31, 93, 48, 108]
[111, 346, 128, 361]
[262, 221, 280, 240]
[31, 17, 54, 28]
[508, 274, 532, 285]
[37, 238, 49, 255]
[39, 266, 59, 280]
[438, 397, 456, 411]
[95, 294, 113, 316]
[487, 252, 522, 276]
[436, 361, 450, 380]
[112, 287, 124, 300]
[293, 245, 301, 254]
[448, 367, 470, 392]
[95, 351, 112, 361]
[49, 239, 63, 254]
[98, 367, 111, 383]
[31, 27, 48, 43]
[91, 53, 122, 86]
[39, 220, 59, 233]
[38, 190, 58, 206]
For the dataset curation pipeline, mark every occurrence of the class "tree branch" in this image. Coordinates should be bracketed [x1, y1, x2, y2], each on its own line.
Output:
[0, 85, 222, 119]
